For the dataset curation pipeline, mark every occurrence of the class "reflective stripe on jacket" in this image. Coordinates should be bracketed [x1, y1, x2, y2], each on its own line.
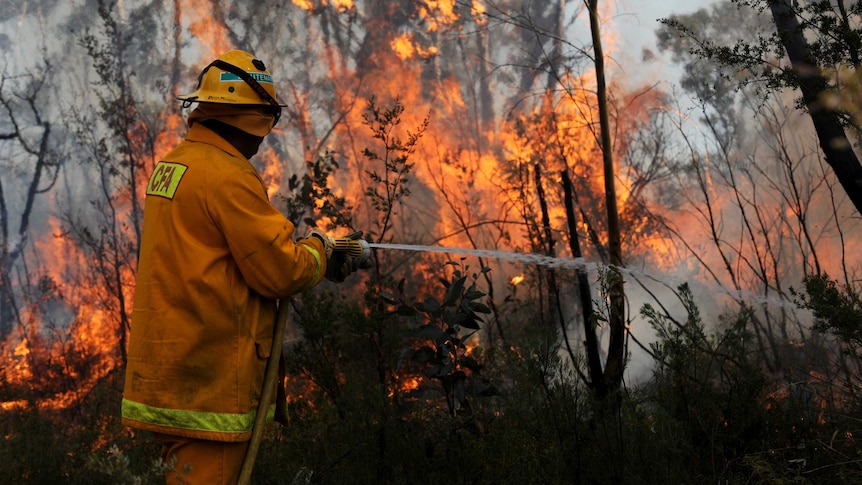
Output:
[122, 122, 326, 441]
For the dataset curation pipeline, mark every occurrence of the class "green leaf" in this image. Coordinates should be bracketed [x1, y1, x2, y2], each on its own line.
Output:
[443, 310, 467, 327]
[461, 316, 481, 330]
[460, 355, 481, 372]
[445, 276, 467, 306]
[417, 324, 447, 341]
[412, 346, 436, 364]
[379, 292, 397, 304]
[470, 302, 491, 314]
[421, 298, 441, 313]
[453, 374, 467, 402]
[397, 304, 417, 316]
[428, 363, 453, 378]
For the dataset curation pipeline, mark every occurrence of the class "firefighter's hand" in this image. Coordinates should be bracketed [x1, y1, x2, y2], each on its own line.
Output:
[304, 227, 334, 259]
[325, 252, 359, 282]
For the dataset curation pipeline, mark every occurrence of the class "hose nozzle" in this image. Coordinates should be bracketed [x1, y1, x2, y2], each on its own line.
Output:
[332, 232, 371, 265]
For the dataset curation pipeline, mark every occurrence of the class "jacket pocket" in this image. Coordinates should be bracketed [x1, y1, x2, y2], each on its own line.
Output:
[255, 340, 271, 359]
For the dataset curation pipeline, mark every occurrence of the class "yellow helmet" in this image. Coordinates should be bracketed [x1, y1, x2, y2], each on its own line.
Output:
[178, 50, 285, 122]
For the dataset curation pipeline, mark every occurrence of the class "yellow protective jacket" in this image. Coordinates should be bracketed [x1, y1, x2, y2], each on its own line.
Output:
[121, 122, 325, 442]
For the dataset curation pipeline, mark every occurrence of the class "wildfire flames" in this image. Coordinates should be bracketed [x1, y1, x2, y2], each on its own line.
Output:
[2, 0, 858, 432]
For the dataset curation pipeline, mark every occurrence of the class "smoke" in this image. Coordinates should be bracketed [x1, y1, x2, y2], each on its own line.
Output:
[1, 0, 854, 401]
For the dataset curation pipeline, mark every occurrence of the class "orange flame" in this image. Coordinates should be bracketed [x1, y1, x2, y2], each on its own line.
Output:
[259, 146, 285, 197]
[471, 0, 487, 25]
[9, 0, 857, 429]
[418, 0, 458, 32]
[391, 33, 439, 61]
[184, 0, 233, 60]
[331, 0, 355, 12]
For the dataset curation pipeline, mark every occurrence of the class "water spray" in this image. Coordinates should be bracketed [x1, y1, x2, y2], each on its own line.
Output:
[330, 239, 592, 272]
[367, 243, 592, 271]
[362, 242, 799, 310]
[330, 236, 799, 311]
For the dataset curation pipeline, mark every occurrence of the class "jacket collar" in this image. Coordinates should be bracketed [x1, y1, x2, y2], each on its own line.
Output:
[185, 122, 247, 161]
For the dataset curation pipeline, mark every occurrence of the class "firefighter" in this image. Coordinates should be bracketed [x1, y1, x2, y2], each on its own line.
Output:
[121, 50, 356, 484]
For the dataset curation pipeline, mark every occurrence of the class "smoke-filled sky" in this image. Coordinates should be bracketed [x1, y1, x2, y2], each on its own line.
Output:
[6, 0, 828, 386]
[609, 0, 719, 85]
[0, 0, 719, 82]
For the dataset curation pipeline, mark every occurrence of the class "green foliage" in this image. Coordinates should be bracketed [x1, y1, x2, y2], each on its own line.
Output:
[13, 280, 862, 484]
[280, 150, 355, 231]
[643, 286, 774, 479]
[657, 1, 788, 95]
[85, 445, 172, 485]
[741, 455, 811, 484]
[658, 0, 862, 125]
[645, 283, 710, 366]
[0, 371, 162, 484]
[77, 0, 151, 179]
[11, 46, 862, 483]
[387, 261, 496, 418]
[260, 283, 595, 484]
[0, 406, 76, 484]
[361, 96, 428, 243]
[795, 273, 862, 354]
[640, 283, 862, 483]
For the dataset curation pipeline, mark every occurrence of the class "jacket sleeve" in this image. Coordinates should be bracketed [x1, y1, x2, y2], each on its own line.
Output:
[207, 164, 326, 299]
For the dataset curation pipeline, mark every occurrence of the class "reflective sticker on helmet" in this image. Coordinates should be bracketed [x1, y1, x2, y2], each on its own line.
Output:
[219, 71, 273, 84]
[147, 162, 188, 199]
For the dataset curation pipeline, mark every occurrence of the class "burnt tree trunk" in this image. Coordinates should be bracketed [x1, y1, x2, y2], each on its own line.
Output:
[562, 169, 605, 395]
[535, 165, 578, 365]
[587, 0, 626, 397]
[769, 0, 862, 215]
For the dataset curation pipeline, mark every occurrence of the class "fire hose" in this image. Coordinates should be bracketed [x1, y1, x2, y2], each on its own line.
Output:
[238, 233, 371, 484]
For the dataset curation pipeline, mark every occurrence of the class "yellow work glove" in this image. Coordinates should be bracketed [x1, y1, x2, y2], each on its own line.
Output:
[304, 227, 334, 259]
[304, 228, 357, 282]
[324, 232, 362, 283]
